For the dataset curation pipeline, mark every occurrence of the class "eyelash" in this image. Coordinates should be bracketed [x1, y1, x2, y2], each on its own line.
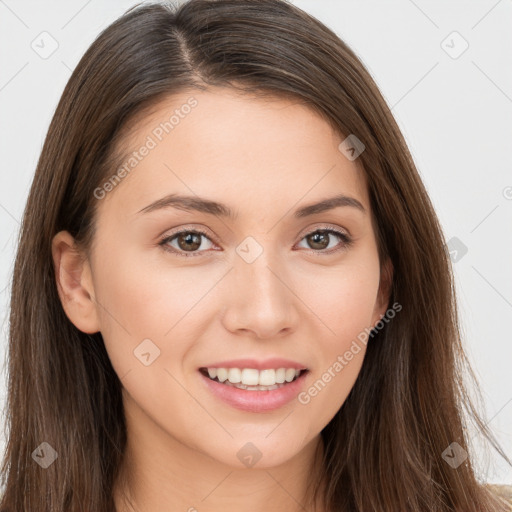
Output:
[158, 226, 353, 258]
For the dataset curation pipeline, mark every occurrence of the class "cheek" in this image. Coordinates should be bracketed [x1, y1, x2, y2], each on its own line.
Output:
[92, 241, 202, 334]
[296, 258, 381, 342]
[291, 261, 379, 421]
[90, 242, 221, 379]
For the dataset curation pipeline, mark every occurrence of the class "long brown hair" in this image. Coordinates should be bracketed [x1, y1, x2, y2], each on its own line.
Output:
[1, 1, 510, 510]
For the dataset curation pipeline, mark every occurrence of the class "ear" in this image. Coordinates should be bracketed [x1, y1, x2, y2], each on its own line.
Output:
[371, 256, 394, 328]
[51, 230, 100, 334]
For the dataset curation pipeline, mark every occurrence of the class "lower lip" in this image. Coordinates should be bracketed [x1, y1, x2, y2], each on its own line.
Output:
[199, 371, 308, 413]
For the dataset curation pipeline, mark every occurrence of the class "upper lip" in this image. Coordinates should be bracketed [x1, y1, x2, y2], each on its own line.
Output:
[199, 358, 308, 371]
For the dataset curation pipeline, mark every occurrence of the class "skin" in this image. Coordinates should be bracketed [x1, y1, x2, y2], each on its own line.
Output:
[52, 87, 392, 512]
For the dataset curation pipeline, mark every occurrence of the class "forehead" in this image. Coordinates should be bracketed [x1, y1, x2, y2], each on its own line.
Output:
[99, 87, 370, 219]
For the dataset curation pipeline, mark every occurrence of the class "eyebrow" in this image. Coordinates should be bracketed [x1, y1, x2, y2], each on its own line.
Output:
[137, 193, 366, 219]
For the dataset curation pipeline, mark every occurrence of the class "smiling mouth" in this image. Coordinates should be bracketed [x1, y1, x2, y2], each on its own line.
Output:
[199, 367, 308, 391]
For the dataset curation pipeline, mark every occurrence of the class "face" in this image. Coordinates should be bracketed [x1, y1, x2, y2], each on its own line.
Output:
[57, 87, 390, 471]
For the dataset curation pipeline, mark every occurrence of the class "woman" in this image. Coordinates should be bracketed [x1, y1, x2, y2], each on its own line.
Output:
[1, 0, 510, 510]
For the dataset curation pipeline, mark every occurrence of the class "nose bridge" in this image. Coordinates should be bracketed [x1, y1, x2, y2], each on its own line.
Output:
[222, 236, 299, 337]
[236, 239, 289, 307]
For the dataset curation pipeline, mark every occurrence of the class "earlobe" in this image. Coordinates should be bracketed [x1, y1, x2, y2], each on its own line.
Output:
[51, 230, 100, 334]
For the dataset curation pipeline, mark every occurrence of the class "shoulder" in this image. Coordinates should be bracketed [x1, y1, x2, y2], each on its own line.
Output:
[484, 483, 512, 509]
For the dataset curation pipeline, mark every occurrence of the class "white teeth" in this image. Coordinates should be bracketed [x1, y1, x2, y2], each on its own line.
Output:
[285, 368, 296, 382]
[258, 369, 275, 386]
[222, 380, 282, 391]
[227, 368, 241, 383]
[203, 366, 305, 386]
[216, 368, 228, 382]
[241, 368, 259, 386]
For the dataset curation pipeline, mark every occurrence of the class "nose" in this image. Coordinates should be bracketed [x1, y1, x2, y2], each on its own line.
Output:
[220, 249, 300, 339]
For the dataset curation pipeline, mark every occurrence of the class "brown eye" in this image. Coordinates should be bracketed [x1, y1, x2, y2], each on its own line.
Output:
[306, 230, 330, 250]
[176, 232, 203, 251]
[297, 228, 352, 254]
[160, 227, 352, 258]
[160, 229, 215, 256]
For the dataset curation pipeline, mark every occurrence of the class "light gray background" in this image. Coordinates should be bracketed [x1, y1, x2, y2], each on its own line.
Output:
[0, 0, 511, 485]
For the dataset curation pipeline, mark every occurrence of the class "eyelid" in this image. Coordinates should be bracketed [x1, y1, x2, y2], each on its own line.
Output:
[296, 222, 351, 239]
[159, 222, 351, 242]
